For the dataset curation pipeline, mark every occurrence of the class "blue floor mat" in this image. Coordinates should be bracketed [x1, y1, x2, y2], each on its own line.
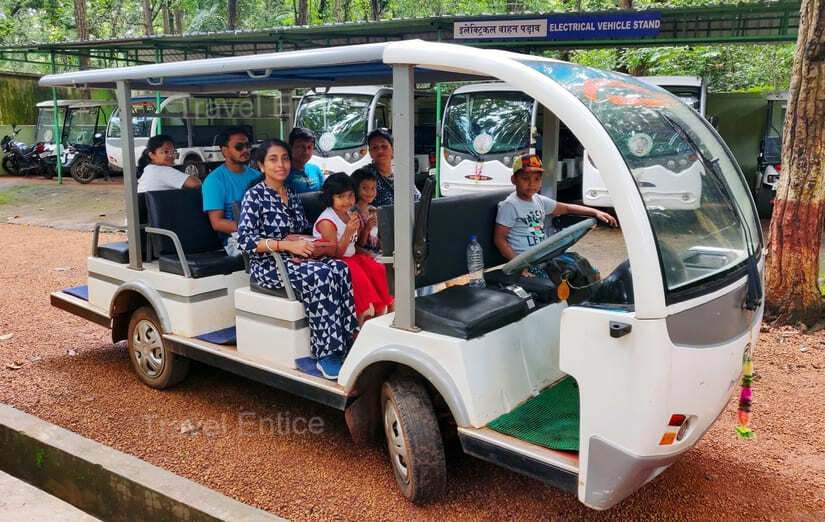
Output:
[63, 285, 89, 301]
[196, 326, 236, 345]
[295, 357, 323, 377]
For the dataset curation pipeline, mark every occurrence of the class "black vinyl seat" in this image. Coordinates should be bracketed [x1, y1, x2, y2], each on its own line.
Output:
[250, 280, 288, 298]
[415, 285, 526, 339]
[97, 193, 149, 263]
[145, 189, 244, 278]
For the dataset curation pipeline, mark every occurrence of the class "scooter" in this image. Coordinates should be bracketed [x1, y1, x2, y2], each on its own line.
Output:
[65, 132, 110, 184]
[1, 124, 53, 178]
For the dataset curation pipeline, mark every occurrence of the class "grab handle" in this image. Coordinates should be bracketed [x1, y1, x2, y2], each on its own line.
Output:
[609, 321, 631, 339]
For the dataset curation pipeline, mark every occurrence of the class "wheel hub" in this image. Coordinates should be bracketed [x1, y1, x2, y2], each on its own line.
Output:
[132, 319, 165, 378]
[383, 399, 410, 482]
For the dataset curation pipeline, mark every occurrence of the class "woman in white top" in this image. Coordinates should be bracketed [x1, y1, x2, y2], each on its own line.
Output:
[136, 134, 202, 193]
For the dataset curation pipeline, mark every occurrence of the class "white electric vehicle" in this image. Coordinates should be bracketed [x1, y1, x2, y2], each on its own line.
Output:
[582, 76, 707, 209]
[35, 99, 115, 155]
[294, 86, 435, 180]
[43, 41, 763, 510]
[106, 93, 282, 178]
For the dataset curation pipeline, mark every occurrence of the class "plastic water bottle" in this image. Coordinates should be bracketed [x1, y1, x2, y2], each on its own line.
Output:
[467, 235, 486, 288]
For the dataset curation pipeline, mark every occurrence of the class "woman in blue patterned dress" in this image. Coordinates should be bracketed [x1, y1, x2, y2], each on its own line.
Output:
[237, 139, 358, 379]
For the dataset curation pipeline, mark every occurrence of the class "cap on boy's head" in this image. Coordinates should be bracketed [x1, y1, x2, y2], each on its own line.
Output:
[512, 153, 544, 175]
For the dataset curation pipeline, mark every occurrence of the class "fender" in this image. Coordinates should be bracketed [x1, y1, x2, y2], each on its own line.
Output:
[109, 280, 172, 333]
[343, 344, 471, 427]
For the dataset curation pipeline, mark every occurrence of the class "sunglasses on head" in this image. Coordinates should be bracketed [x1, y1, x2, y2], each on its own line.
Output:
[233, 141, 250, 151]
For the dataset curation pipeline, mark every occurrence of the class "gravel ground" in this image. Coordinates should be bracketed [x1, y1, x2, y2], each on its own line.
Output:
[1, 176, 824, 519]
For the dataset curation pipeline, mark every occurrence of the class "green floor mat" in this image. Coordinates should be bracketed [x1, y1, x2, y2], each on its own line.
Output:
[487, 376, 580, 451]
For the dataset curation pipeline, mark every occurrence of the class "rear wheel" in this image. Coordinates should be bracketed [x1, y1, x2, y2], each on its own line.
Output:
[381, 374, 447, 504]
[71, 156, 97, 184]
[127, 306, 190, 389]
[2, 156, 19, 175]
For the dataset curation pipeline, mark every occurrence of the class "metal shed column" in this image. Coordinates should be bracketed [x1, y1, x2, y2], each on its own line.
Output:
[116, 81, 143, 269]
[391, 64, 416, 331]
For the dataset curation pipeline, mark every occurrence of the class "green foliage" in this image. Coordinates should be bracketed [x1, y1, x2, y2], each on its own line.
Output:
[0, 0, 796, 93]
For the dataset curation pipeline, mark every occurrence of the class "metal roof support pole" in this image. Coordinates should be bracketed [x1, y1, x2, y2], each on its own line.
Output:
[50, 51, 63, 185]
[155, 49, 162, 134]
[434, 29, 442, 197]
[391, 64, 417, 332]
[116, 81, 143, 270]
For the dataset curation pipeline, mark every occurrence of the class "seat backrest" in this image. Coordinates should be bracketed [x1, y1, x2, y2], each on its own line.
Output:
[378, 190, 511, 288]
[298, 191, 325, 229]
[145, 189, 221, 256]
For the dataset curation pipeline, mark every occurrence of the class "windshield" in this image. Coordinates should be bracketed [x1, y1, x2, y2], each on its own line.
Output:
[443, 91, 533, 155]
[295, 94, 371, 150]
[659, 86, 701, 113]
[65, 107, 99, 145]
[528, 61, 761, 295]
[35, 107, 63, 144]
[107, 106, 153, 139]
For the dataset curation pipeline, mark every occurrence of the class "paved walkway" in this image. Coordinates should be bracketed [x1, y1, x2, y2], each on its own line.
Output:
[0, 470, 100, 521]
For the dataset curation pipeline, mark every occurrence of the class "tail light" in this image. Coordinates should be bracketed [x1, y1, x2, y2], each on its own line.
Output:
[660, 413, 691, 445]
[429, 153, 436, 166]
[774, 164, 781, 172]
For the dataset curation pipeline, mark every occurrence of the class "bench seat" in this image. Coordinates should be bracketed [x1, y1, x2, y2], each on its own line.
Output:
[415, 285, 526, 340]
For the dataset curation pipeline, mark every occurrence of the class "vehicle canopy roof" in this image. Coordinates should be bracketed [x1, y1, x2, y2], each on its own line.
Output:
[36, 99, 117, 109]
[636, 75, 703, 88]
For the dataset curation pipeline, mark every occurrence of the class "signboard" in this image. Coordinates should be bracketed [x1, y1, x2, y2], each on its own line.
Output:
[454, 12, 661, 41]
[454, 19, 547, 39]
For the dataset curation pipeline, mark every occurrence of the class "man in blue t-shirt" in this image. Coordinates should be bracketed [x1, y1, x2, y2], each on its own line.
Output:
[202, 127, 260, 246]
[285, 127, 325, 193]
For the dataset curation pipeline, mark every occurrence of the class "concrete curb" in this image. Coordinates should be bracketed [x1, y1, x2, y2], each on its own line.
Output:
[0, 404, 284, 522]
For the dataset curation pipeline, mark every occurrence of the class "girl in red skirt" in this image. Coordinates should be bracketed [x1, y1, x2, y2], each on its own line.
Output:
[314, 173, 394, 325]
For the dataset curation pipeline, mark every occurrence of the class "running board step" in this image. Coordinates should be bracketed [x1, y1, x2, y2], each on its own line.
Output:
[458, 427, 579, 494]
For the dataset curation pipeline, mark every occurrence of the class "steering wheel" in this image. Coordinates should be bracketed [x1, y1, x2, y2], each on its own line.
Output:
[502, 218, 596, 275]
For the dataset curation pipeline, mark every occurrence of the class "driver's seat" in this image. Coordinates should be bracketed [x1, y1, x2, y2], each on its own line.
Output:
[378, 189, 533, 339]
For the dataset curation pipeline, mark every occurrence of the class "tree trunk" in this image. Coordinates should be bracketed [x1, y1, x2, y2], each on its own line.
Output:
[228, 0, 237, 30]
[370, 0, 379, 20]
[142, 0, 154, 35]
[175, 7, 183, 34]
[620, 0, 632, 8]
[161, 1, 170, 34]
[334, 0, 341, 22]
[765, 0, 825, 325]
[73, 0, 90, 68]
[297, 0, 308, 25]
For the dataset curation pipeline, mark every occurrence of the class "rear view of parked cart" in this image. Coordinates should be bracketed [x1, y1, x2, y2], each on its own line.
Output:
[44, 40, 763, 510]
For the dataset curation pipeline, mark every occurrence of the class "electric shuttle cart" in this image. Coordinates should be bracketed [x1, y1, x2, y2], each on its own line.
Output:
[43, 40, 763, 510]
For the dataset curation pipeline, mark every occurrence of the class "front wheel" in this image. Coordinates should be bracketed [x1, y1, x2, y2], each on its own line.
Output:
[2, 156, 19, 175]
[381, 374, 447, 504]
[127, 306, 190, 389]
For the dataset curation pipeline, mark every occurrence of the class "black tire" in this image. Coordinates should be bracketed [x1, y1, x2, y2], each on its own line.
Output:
[127, 306, 190, 389]
[42, 165, 54, 179]
[755, 188, 775, 219]
[183, 157, 206, 180]
[381, 374, 447, 504]
[2, 156, 19, 175]
[71, 156, 97, 184]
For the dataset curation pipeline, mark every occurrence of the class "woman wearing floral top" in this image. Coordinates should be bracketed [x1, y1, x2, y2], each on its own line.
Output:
[237, 138, 357, 380]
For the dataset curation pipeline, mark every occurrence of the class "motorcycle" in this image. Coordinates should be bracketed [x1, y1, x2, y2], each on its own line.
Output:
[1, 124, 53, 178]
[64, 132, 110, 184]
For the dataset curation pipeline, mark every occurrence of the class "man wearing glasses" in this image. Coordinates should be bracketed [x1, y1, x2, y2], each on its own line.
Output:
[202, 127, 260, 252]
